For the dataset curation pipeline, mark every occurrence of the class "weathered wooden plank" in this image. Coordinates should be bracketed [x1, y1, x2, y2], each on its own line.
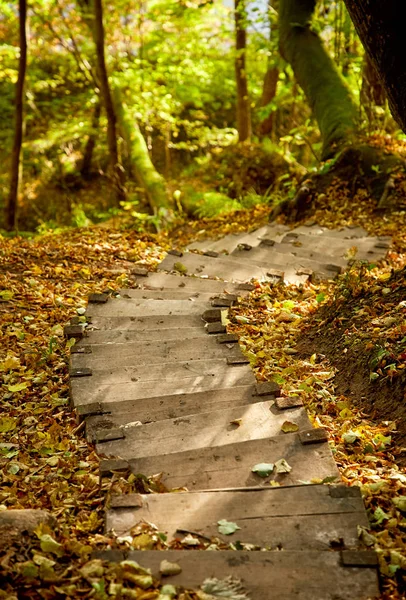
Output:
[91, 549, 378, 600]
[231, 245, 344, 276]
[100, 433, 339, 489]
[279, 233, 387, 261]
[86, 385, 263, 427]
[117, 288, 239, 302]
[86, 298, 214, 318]
[159, 252, 309, 285]
[187, 224, 289, 253]
[105, 485, 367, 540]
[95, 402, 312, 458]
[74, 326, 210, 346]
[85, 314, 206, 331]
[70, 362, 256, 408]
[291, 224, 368, 238]
[131, 272, 247, 293]
[70, 338, 244, 370]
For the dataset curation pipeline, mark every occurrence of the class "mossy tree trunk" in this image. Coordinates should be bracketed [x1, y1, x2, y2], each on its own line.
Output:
[235, 0, 252, 143]
[279, 0, 359, 159]
[113, 88, 172, 213]
[344, 0, 406, 133]
[6, 0, 27, 231]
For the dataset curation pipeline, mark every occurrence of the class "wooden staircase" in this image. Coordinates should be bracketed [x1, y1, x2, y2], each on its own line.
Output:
[68, 223, 389, 599]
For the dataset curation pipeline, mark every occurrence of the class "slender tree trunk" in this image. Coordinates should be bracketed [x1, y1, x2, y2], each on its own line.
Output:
[113, 88, 172, 212]
[360, 55, 385, 125]
[91, 0, 125, 203]
[344, 0, 406, 133]
[81, 99, 101, 178]
[235, 0, 251, 143]
[259, 66, 279, 137]
[279, 0, 358, 159]
[6, 0, 27, 231]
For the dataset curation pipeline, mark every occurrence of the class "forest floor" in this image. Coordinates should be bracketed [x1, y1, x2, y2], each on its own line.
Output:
[1, 184, 406, 598]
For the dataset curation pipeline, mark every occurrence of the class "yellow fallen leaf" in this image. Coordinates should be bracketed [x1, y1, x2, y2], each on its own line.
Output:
[0, 355, 20, 371]
[281, 421, 299, 433]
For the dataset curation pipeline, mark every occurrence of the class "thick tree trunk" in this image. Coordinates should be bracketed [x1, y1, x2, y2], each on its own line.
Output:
[235, 0, 252, 143]
[113, 89, 172, 213]
[279, 0, 358, 159]
[91, 0, 125, 203]
[259, 66, 279, 137]
[344, 0, 406, 133]
[6, 0, 27, 231]
[80, 99, 101, 179]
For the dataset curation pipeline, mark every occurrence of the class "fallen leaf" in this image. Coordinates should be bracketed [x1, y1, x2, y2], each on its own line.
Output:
[174, 262, 188, 274]
[251, 463, 274, 477]
[274, 459, 292, 474]
[160, 560, 182, 576]
[217, 519, 241, 535]
[281, 421, 299, 433]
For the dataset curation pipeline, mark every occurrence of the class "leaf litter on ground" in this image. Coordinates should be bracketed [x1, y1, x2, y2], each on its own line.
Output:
[2, 189, 406, 597]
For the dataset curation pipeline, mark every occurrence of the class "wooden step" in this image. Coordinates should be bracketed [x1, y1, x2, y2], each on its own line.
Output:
[106, 485, 368, 549]
[86, 297, 213, 318]
[85, 314, 209, 332]
[159, 252, 309, 285]
[70, 361, 256, 409]
[231, 245, 342, 277]
[70, 337, 245, 371]
[279, 232, 387, 261]
[92, 549, 378, 600]
[117, 288, 240, 302]
[74, 326, 210, 345]
[257, 239, 348, 267]
[131, 271, 252, 293]
[290, 224, 369, 239]
[86, 385, 264, 426]
[187, 224, 289, 253]
[100, 432, 339, 488]
[94, 401, 312, 457]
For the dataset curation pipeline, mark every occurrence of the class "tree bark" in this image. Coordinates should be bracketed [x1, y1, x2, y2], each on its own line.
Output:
[6, 0, 27, 231]
[81, 99, 101, 178]
[360, 55, 385, 124]
[259, 66, 279, 137]
[113, 88, 172, 213]
[279, 0, 358, 159]
[90, 0, 125, 203]
[344, 0, 406, 133]
[235, 0, 252, 143]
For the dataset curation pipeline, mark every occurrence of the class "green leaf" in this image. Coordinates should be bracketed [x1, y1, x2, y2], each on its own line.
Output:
[40, 534, 64, 557]
[0, 290, 14, 300]
[316, 293, 325, 303]
[159, 584, 177, 599]
[393, 496, 406, 513]
[8, 463, 20, 475]
[174, 262, 188, 274]
[8, 382, 28, 393]
[217, 519, 241, 535]
[373, 507, 389, 525]
[251, 463, 274, 477]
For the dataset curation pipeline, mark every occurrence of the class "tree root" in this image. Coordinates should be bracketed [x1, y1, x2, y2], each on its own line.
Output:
[270, 143, 406, 221]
